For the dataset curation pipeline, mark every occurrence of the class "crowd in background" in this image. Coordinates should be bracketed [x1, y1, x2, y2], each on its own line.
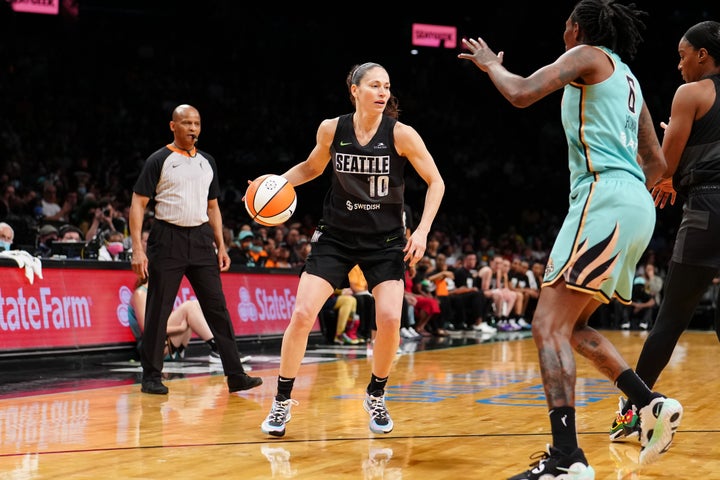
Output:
[1, 3, 716, 331]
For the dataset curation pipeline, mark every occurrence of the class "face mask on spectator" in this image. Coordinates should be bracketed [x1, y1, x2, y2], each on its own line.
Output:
[106, 242, 124, 257]
[0, 241, 10, 251]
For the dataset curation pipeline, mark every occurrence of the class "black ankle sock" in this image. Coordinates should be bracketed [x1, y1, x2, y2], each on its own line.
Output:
[277, 376, 295, 400]
[549, 406, 577, 454]
[367, 374, 388, 396]
[615, 368, 654, 410]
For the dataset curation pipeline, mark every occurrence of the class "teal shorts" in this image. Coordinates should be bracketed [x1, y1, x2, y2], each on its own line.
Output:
[543, 172, 655, 304]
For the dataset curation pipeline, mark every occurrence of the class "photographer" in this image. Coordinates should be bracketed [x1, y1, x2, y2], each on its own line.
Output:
[84, 197, 127, 256]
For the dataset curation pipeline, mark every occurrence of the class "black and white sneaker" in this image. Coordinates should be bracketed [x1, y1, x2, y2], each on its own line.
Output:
[508, 445, 595, 480]
[363, 391, 393, 434]
[261, 397, 299, 437]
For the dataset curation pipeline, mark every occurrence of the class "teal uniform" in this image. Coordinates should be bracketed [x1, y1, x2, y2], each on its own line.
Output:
[544, 46, 654, 304]
[127, 285, 147, 342]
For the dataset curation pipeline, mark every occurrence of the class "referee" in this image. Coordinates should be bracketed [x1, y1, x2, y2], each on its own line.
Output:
[129, 104, 262, 395]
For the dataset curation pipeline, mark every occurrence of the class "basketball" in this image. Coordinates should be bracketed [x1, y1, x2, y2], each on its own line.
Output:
[244, 174, 297, 226]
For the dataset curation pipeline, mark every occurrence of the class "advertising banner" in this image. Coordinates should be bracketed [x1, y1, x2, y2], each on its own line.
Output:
[0, 263, 305, 353]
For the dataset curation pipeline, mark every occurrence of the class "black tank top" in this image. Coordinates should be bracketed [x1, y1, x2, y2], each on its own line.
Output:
[320, 113, 407, 234]
[674, 74, 720, 195]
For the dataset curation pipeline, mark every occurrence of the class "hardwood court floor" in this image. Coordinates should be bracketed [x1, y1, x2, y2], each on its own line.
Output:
[0, 329, 718, 479]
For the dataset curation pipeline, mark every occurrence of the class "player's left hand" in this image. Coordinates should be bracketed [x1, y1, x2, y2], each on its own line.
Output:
[651, 178, 676, 209]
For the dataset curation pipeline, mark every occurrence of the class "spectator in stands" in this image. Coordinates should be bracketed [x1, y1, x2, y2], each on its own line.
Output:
[293, 237, 311, 266]
[250, 233, 270, 266]
[34, 224, 59, 258]
[98, 230, 126, 261]
[129, 276, 232, 364]
[85, 197, 125, 246]
[222, 225, 237, 257]
[270, 242, 293, 269]
[452, 253, 497, 333]
[230, 230, 263, 267]
[482, 256, 520, 331]
[524, 261, 545, 320]
[424, 235, 441, 268]
[271, 224, 289, 247]
[51, 224, 86, 259]
[283, 227, 305, 267]
[641, 262, 664, 324]
[58, 224, 85, 242]
[75, 198, 98, 235]
[414, 257, 449, 336]
[626, 272, 657, 330]
[0, 222, 14, 251]
[0, 183, 16, 219]
[406, 264, 444, 337]
[349, 265, 376, 342]
[432, 252, 494, 334]
[11, 186, 38, 220]
[330, 288, 360, 345]
[508, 257, 537, 329]
[428, 253, 458, 329]
[40, 182, 74, 223]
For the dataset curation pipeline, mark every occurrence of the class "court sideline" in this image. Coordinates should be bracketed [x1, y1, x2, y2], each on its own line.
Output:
[0, 329, 718, 479]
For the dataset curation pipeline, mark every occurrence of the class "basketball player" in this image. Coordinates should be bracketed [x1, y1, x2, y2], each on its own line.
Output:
[129, 104, 262, 395]
[609, 19, 720, 442]
[459, 1, 682, 477]
[260, 62, 445, 437]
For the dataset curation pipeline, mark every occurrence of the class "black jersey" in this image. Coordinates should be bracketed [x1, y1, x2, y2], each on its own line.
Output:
[674, 74, 720, 196]
[321, 114, 407, 234]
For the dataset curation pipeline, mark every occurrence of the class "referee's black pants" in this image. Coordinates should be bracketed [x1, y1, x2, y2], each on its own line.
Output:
[140, 220, 246, 380]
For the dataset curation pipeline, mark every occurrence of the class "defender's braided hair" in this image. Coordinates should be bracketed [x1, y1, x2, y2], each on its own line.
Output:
[571, 0, 648, 60]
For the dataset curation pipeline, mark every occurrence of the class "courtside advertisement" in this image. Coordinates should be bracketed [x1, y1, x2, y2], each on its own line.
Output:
[0, 264, 304, 352]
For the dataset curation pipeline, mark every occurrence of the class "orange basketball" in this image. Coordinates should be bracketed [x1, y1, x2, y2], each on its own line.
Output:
[244, 174, 297, 226]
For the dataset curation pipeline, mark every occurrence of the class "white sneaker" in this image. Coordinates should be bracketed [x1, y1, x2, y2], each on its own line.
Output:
[517, 318, 531, 330]
[364, 392, 393, 433]
[408, 327, 421, 338]
[261, 398, 299, 437]
[473, 322, 497, 334]
[400, 327, 413, 338]
[508, 319, 522, 331]
[639, 396, 683, 465]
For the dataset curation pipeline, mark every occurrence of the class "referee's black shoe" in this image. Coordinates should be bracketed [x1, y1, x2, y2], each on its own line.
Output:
[141, 378, 169, 395]
[228, 373, 263, 393]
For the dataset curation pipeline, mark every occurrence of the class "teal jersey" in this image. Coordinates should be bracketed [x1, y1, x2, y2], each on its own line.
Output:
[561, 46, 646, 190]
